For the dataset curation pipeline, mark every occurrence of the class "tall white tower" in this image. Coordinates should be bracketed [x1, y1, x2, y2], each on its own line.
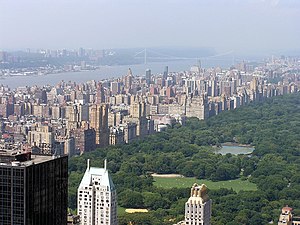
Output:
[184, 183, 212, 225]
[77, 159, 117, 225]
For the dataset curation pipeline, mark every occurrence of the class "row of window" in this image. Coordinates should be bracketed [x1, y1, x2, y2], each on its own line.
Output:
[186, 204, 202, 208]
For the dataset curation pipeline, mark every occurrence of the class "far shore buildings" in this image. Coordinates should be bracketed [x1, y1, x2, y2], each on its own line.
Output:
[175, 183, 212, 225]
[77, 159, 117, 225]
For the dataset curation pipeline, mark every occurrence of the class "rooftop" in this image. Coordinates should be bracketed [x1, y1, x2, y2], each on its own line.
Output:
[79, 159, 115, 191]
[0, 149, 59, 167]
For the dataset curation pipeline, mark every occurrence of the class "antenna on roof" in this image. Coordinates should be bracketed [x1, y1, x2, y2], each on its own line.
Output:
[104, 159, 107, 171]
[87, 159, 90, 171]
[52, 145, 58, 159]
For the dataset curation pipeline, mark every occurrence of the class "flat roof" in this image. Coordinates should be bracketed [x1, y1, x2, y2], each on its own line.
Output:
[0, 150, 62, 167]
[25, 154, 54, 165]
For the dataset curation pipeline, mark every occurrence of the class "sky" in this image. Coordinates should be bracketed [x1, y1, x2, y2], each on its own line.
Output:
[0, 0, 299, 55]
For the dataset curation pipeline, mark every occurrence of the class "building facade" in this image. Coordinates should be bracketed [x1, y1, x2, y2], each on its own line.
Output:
[184, 183, 212, 225]
[278, 206, 300, 225]
[89, 104, 109, 148]
[77, 159, 117, 225]
[0, 151, 68, 225]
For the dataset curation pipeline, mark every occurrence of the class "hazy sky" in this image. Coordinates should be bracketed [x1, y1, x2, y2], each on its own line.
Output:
[0, 0, 299, 54]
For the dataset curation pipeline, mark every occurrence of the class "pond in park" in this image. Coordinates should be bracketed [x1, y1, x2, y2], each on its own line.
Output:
[214, 144, 254, 155]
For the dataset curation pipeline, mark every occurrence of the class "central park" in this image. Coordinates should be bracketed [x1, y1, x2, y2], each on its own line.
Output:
[68, 93, 300, 225]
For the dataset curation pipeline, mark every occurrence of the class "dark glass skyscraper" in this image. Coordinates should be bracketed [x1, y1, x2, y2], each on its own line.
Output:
[0, 151, 68, 225]
[163, 66, 168, 79]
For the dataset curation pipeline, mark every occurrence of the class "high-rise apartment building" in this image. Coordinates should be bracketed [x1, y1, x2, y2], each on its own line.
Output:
[145, 69, 151, 85]
[163, 66, 168, 79]
[126, 102, 148, 137]
[186, 95, 209, 120]
[184, 183, 212, 225]
[278, 206, 300, 225]
[110, 82, 120, 96]
[119, 122, 137, 143]
[28, 124, 55, 154]
[72, 127, 96, 154]
[89, 104, 109, 148]
[77, 159, 117, 225]
[95, 83, 105, 104]
[124, 68, 133, 89]
[109, 126, 124, 145]
[0, 150, 68, 225]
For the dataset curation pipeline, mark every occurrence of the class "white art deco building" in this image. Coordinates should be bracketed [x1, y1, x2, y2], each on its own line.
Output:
[77, 159, 117, 225]
[184, 183, 212, 225]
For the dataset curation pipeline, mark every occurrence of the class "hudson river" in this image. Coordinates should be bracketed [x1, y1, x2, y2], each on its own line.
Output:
[0, 59, 232, 89]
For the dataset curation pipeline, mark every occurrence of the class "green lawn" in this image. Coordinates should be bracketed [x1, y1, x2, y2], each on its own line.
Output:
[117, 206, 126, 216]
[154, 177, 257, 192]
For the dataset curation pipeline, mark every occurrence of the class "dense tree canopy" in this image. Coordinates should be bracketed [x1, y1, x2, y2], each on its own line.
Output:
[69, 93, 300, 224]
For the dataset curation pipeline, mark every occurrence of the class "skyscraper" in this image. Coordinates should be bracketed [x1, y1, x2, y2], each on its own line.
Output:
[95, 83, 105, 104]
[77, 159, 117, 225]
[163, 66, 168, 79]
[124, 68, 133, 89]
[145, 69, 151, 86]
[184, 183, 212, 225]
[125, 102, 148, 138]
[277, 206, 300, 225]
[110, 82, 120, 95]
[0, 150, 68, 225]
[89, 104, 109, 148]
[278, 206, 293, 225]
[185, 94, 209, 120]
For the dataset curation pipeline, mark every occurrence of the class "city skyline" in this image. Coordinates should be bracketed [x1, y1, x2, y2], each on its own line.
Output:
[0, 46, 299, 224]
[1, 1, 300, 224]
[1, 0, 300, 55]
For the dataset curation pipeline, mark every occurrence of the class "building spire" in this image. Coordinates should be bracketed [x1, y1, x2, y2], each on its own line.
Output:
[104, 159, 107, 171]
[87, 159, 90, 171]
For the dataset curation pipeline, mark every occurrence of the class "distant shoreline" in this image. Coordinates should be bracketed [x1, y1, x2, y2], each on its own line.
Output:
[0, 68, 101, 79]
